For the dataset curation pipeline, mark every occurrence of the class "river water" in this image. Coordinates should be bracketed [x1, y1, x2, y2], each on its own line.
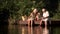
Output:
[0, 25, 60, 34]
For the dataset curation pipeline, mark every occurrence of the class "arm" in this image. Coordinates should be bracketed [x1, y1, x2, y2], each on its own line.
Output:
[43, 16, 49, 19]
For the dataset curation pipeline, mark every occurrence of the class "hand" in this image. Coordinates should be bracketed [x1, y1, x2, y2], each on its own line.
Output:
[43, 17, 48, 19]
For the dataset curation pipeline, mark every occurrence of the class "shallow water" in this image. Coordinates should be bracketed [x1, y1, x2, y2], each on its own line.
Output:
[0, 25, 60, 34]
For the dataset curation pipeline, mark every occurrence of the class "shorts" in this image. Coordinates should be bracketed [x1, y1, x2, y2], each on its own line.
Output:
[42, 18, 48, 21]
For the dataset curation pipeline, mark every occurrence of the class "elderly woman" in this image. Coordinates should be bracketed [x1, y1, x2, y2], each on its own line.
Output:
[40, 8, 49, 26]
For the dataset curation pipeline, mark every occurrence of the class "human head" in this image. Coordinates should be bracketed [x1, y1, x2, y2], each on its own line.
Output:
[33, 8, 38, 14]
[42, 8, 46, 12]
[37, 13, 40, 15]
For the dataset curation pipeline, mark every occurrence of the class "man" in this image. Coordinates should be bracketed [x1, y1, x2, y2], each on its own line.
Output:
[40, 8, 49, 26]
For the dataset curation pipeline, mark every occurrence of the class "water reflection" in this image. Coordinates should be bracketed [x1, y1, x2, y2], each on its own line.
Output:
[8, 25, 50, 34]
[3, 25, 60, 34]
[33, 26, 43, 34]
[0, 25, 8, 34]
[8, 25, 18, 34]
[22, 27, 25, 34]
[43, 26, 49, 34]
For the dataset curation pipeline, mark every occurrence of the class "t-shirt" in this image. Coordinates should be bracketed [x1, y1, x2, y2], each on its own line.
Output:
[42, 11, 49, 21]
[43, 11, 49, 17]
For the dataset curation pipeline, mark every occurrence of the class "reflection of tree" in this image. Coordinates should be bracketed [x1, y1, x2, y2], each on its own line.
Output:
[8, 25, 18, 34]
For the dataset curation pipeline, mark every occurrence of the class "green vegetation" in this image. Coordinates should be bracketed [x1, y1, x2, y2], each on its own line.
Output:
[0, 0, 60, 24]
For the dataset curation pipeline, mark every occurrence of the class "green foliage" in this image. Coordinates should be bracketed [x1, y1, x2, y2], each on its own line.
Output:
[53, 27, 60, 34]
[0, 0, 60, 24]
[52, 12, 60, 19]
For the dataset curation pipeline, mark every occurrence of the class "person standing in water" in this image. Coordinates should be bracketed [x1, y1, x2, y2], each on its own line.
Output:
[40, 8, 49, 26]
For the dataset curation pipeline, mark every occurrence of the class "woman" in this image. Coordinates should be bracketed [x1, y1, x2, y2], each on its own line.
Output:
[27, 8, 38, 26]
[27, 13, 34, 26]
[40, 8, 49, 26]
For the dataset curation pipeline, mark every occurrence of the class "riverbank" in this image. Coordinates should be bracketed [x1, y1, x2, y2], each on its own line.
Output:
[12, 19, 60, 26]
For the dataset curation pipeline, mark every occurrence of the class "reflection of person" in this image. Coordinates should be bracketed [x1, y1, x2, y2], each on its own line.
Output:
[28, 26, 31, 34]
[33, 26, 43, 34]
[43, 26, 49, 34]
[40, 8, 49, 26]
[28, 26, 33, 34]
[22, 27, 25, 34]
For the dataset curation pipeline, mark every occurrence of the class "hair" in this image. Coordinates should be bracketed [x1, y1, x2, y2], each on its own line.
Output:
[42, 7, 48, 11]
[42, 8, 47, 12]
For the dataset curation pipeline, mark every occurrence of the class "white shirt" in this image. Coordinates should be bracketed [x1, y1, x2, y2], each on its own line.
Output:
[42, 11, 49, 21]
[43, 11, 49, 17]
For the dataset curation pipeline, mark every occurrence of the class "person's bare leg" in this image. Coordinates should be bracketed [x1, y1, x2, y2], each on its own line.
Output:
[28, 20, 30, 26]
[45, 21, 47, 26]
[31, 20, 33, 26]
[40, 20, 42, 25]
[28, 21, 29, 26]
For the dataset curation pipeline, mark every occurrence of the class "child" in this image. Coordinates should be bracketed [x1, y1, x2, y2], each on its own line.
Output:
[35, 13, 40, 21]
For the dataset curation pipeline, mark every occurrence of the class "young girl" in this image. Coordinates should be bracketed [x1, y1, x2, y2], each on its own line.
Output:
[35, 13, 40, 21]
